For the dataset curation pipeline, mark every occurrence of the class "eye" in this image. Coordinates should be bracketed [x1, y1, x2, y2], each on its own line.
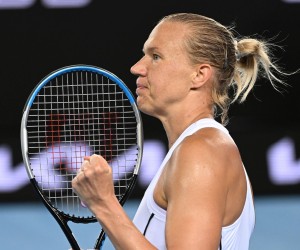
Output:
[153, 54, 160, 61]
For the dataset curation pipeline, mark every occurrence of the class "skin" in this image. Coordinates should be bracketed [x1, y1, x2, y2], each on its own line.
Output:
[72, 20, 249, 250]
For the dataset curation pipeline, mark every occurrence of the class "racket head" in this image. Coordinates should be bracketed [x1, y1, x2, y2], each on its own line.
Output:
[21, 64, 143, 222]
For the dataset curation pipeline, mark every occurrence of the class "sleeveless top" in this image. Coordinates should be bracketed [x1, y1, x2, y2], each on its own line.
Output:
[133, 118, 255, 249]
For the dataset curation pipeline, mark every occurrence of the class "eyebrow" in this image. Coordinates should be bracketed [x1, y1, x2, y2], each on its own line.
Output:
[143, 46, 160, 55]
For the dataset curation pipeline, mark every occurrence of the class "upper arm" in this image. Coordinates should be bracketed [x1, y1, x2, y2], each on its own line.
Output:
[164, 133, 231, 249]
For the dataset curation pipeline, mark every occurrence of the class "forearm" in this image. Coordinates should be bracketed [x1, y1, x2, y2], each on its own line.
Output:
[91, 196, 156, 250]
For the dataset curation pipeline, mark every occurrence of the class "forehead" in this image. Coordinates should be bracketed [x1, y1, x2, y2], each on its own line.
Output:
[143, 21, 189, 52]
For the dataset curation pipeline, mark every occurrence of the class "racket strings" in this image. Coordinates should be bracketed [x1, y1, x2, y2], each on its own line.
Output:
[26, 70, 139, 218]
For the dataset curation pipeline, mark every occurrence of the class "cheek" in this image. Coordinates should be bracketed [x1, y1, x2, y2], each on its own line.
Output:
[148, 75, 165, 97]
[149, 82, 170, 102]
[148, 66, 191, 101]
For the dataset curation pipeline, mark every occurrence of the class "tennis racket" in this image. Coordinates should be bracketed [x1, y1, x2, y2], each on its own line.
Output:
[20, 65, 143, 250]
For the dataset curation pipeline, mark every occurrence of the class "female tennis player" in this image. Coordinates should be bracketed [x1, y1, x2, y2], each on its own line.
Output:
[72, 13, 288, 249]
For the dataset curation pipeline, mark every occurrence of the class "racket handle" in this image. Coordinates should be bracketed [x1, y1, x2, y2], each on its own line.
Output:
[95, 230, 106, 250]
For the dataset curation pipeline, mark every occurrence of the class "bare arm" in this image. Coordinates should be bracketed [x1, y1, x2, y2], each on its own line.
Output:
[164, 131, 240, 249]
[72, 154, 156, 250]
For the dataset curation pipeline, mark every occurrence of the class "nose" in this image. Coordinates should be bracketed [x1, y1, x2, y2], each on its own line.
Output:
[130, 57, 146, 76]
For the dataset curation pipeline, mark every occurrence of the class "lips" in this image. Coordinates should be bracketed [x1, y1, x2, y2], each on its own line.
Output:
[136, 83, 147, 95]
[136, 83, 145, 88]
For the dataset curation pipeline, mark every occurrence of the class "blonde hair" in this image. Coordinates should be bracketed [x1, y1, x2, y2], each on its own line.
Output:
[159, 13, 289, 125]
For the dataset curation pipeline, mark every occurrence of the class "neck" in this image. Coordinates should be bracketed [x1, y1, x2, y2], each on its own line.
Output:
[160, 110, 213, 149]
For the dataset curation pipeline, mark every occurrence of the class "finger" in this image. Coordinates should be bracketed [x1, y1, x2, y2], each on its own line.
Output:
[81, 159, 90, 171]
[90, 154, 109, 167]
[84, 156, 91, 161]
[76, 162, 86, 175]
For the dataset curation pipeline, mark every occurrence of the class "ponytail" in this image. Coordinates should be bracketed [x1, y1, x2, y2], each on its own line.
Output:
[231, 38, 288, 104]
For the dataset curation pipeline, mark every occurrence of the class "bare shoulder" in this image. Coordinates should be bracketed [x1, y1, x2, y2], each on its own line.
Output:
[160, 126, 247, 243]
[164, 127, 247, 226]
[164, 127, 245, 206]
[170, 127, 242, 173]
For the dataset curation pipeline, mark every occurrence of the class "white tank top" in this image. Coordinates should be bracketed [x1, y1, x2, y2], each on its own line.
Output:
[133, 118, 255, 250]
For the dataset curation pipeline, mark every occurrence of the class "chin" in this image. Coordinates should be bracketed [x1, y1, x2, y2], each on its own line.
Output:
[137, 101, 152, 116]
[136, 97, 160, 118]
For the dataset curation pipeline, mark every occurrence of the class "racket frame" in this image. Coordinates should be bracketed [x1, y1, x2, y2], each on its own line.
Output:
[20, 64, 143, 250]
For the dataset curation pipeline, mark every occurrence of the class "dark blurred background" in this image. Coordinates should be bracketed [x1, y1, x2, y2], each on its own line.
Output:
[1, 0, 299, 200]
[0, 1, 299, 249]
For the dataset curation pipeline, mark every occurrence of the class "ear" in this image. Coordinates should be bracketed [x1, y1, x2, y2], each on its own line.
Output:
[191, 64, 213, 89]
